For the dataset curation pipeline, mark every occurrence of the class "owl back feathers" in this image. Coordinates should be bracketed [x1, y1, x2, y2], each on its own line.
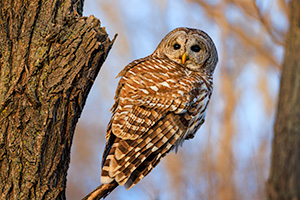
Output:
[101, 56, 212, 189]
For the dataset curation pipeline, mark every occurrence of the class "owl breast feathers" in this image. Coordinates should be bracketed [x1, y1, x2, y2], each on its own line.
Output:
[101, 27, 218, 190]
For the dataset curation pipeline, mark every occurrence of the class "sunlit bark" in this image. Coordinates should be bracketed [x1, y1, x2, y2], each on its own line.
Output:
[0, 0, 115, 199]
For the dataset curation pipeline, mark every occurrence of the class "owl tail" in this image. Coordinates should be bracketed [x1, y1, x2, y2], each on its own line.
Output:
[82, 181, 118, 200]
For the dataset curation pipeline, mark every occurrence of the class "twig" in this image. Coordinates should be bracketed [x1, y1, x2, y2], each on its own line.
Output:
[82, 181, 119, 200]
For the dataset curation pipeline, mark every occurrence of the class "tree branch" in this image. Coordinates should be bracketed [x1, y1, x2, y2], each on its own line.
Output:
[82, 182, 119, 200]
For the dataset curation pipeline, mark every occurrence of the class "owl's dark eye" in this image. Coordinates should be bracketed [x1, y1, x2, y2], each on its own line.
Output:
[191, 45, 201, 52]
[173, 43, 181, 50]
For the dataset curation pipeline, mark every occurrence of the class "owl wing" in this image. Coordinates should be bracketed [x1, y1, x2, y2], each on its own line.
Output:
[101, 57, 211, 189]
[109, 57, 202, 139]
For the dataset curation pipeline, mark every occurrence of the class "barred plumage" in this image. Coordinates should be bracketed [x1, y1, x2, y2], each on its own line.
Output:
[100, 27, 218, 193]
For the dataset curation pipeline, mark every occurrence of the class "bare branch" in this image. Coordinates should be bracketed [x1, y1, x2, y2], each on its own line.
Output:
[82, 182, 118, 200]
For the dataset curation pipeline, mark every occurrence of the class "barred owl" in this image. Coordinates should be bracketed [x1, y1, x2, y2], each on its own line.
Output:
[99, 27, 218, 196]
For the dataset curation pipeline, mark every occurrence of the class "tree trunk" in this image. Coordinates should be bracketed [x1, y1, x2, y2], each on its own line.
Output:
[0, 0, 115, 199]
[267, 0, 300, 199]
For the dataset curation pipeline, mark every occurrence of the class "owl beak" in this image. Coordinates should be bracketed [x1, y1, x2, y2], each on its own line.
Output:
[181, 53, 187, 65]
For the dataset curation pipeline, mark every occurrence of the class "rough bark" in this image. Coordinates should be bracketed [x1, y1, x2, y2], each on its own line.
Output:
[0, 0, 115, 199]
[267, 0, 300, 199]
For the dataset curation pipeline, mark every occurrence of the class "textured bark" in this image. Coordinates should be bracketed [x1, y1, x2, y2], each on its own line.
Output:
[267, 0, 300, 199]
[0, 0, 115, 199]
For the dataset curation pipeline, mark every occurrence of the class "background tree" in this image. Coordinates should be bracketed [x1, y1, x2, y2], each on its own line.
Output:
[267, 0, 300, 199]
[0, 0, 115, 199]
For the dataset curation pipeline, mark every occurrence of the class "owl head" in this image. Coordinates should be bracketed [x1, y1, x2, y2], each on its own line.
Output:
[152, 27, 218, 74]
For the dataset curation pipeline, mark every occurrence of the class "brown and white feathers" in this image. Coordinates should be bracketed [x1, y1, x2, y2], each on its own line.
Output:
[100, 27, 218, 190]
